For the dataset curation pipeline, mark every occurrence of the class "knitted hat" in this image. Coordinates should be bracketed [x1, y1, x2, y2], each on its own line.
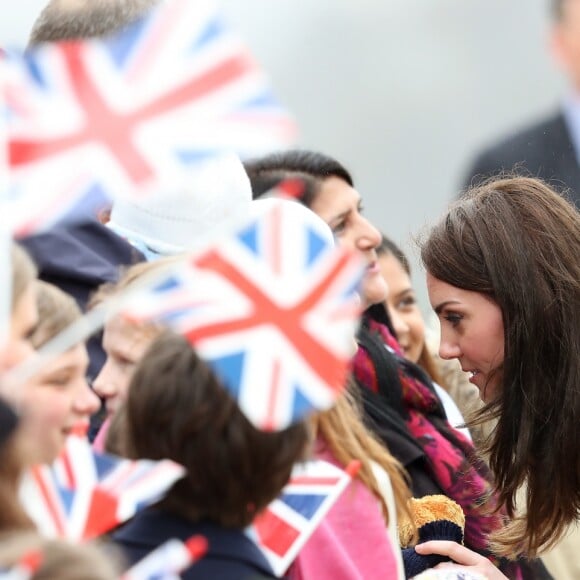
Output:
[108, 153, 253, 260]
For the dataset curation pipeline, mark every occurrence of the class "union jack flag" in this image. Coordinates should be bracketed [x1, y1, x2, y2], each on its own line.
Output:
[0, 551, 42, 580]
[19, 431, 186, 541]
[3, 0, 297, 237]
[122, 536, 208, 580]
[123, 197, 364, 430]
[247, 459, 361, 577]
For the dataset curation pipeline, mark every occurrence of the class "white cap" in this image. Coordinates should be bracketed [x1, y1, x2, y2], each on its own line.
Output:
[108, 153, 253, 259]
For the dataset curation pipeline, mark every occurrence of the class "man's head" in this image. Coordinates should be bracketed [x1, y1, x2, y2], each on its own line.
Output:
[551, 0, 580, 92]
[28, 0, 159, 47]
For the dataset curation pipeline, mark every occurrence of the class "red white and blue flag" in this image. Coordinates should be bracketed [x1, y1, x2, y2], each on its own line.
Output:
[3, 0, 297, 237]
[247, 459, 361, 577]
[19, 431, 185, 541]
[122, 536, 208, 580]
[123, 198, 364, 430]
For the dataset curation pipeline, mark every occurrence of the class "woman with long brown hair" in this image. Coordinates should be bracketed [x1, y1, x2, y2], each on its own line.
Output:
[417, 176, 580, 577]
[245, 151, 550, 579]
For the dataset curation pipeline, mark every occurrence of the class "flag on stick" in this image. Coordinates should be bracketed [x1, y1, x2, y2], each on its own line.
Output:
[247, 459, 361, 577]
[19, 431, 185, 541]
[3, 0, 297, 237]
[123, 197, 364, 430]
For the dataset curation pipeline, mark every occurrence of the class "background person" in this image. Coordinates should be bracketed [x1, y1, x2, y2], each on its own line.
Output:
[112, 331, 310, 579]
[376, 235, 491, 448]
[245, 150, 549, 578]
[462, 0, 580, 207]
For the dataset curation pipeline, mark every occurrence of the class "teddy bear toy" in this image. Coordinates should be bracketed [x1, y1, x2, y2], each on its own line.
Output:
[399, 494, 466, 578]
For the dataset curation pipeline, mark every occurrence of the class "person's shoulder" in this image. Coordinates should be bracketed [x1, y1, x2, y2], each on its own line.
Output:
[113, 511, 277, 579]
[480, 111, 564, 157]
[461, 110, 566, 189]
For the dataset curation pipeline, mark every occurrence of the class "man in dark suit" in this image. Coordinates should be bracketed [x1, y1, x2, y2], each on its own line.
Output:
[462, 0, 580, 208]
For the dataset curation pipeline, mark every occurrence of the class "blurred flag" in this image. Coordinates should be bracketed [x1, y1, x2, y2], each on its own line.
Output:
[3, 0, 297, 237]
[247, 459, 361, 577]
[122, 536, 208, 580]
[19, 431, 185, 541]
[123, 197, 364, 430]
[0, 550, 42, 580]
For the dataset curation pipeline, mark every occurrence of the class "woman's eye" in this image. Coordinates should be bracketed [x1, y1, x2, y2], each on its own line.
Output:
[331, 221, 346, 236]
[443, 313, 462, 327]
[398, 296, 416, 309]
[47, 375, 71, 387]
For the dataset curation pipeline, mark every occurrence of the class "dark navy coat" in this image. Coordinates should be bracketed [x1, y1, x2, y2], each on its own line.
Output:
[112, 508, 278, 580]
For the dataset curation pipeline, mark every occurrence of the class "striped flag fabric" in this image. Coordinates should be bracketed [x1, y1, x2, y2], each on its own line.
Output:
[247, 459, 361, 577]
[3, 0, 297, 237]
[121, 536, 208, 580]
[19, 431, 185, 541]
[122, 197, 364, 430]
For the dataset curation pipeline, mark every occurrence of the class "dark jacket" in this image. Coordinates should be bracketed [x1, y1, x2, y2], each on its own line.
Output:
[112, 508, 277, 580]
[462, 110, 580, 208]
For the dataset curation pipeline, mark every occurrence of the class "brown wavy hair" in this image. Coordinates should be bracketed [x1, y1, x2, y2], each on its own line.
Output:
[121, 331, 310, 528]
[420, 176, 580, 556]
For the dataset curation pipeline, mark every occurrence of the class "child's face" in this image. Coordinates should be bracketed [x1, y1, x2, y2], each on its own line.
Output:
[20, 344, 100, 464]
[93, 317, 156, 417]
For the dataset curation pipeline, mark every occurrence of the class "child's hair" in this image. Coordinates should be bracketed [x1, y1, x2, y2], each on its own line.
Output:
[121, 331, 311, 528]
[89, 257, 182, 308]
[89, 258, 180, 340]
[0, 532, 121, 579]
[312, 386, 414, 531]
[30, 282, 82, 348]
[11, 243, 37, 313]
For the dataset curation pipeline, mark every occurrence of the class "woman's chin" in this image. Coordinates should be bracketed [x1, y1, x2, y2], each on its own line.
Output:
[362, 277, 389, 308]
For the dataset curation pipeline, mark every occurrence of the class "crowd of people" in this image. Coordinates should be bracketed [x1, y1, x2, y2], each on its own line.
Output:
[0, 1, 579, 579]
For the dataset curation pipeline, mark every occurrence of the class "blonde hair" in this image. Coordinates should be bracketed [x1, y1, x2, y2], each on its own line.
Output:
[11, 244, 37, 313]
[312, 384, 414, 532]
[90, 258, 182, 341]
[0, 532, 121, 579]
[89, 257, 181, 309]
[30, 282, 82, 349]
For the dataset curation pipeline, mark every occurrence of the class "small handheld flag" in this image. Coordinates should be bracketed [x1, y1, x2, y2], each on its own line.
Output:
[122, 197, 364, 430]
[3, 0, 297, 237]
[19, 431, 185, 541]
[246, 459, 361, 576]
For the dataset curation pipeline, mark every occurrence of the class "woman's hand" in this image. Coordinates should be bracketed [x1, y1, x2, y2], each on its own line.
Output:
[415, 541, 508, 580]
